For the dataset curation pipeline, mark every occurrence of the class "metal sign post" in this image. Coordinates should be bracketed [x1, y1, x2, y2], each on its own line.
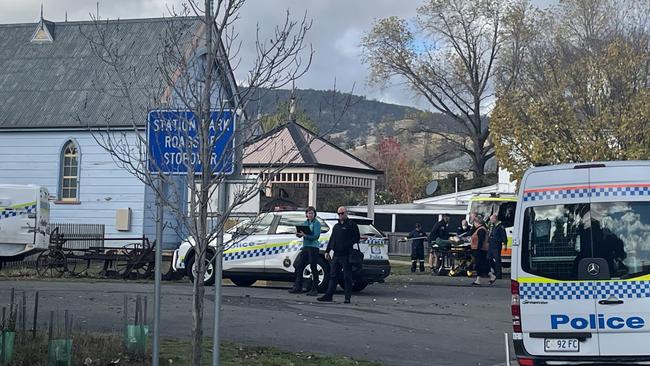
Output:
[153, 177, 164, 366]
[212, 182, 227, 366]
[147, 109, 235, 366]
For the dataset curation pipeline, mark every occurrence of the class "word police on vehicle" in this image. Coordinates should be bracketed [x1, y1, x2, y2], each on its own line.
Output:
[551, 314, 645, 330]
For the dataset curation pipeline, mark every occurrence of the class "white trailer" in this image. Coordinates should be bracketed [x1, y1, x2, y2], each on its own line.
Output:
[0, 185, 50, 259]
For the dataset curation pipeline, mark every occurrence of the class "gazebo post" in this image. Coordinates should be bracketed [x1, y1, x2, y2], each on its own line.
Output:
[308, 172, 318, 209]
[367, 179, 375, 220]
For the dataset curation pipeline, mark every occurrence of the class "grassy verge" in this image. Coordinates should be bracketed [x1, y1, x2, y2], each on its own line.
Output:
[6, 332, 379, 366]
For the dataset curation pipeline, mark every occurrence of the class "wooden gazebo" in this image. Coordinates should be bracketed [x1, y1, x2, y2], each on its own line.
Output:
[243, 122, 382, 218]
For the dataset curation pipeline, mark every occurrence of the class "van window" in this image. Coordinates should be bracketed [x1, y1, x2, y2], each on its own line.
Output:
[590, 202, 650, 279]
[521, 204, 591, 280]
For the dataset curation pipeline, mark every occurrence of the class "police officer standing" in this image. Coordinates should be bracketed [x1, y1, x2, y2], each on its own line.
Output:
[406, 223, 427, 272]
[318, 206, 360, 304]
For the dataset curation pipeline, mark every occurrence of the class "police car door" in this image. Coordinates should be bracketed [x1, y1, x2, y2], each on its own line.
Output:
[589, 163, 650, 356]
[223, 213, 274, 271]
[355, 219, 389, 261]
[518, 168, 600, 356]
[265, 213, 308, 273]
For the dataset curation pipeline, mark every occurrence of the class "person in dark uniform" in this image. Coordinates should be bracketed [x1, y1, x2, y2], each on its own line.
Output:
[318, 206, 360, 304]
[487, 214, 507, 280]
[428, 214, 450, 273]
[406, 223, 427, 272]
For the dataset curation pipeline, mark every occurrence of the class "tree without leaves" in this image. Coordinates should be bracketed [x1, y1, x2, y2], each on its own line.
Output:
[491, 0, 650, 181]
[77, 1, 353, 365]
[361, 0, 508, 180]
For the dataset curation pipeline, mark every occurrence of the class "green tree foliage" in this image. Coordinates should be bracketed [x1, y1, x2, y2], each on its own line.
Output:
[491, 0, 650, 180]
[260, 100, 319, 133]
[369, 137, 432, 203]
[361, 0, 509, 178]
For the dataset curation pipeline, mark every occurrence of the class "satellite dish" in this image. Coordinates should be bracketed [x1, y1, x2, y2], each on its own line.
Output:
[425, 180, 439, 196]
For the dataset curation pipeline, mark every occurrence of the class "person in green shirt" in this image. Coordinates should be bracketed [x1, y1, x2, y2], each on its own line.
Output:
[289, 206, 322, 295]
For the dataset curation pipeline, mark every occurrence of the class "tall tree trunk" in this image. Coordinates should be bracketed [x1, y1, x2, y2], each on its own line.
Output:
[191, 271, 205, 365]
[192, 1, 214, 365]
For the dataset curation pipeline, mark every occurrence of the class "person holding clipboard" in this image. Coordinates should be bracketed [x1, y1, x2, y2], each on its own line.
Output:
[288, 206, 322, 295]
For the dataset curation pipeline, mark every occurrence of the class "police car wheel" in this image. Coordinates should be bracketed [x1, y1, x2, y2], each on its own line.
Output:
[187, 252, 216, 286]
[230, 277, 257, 287]
[302, 256, 330, 293]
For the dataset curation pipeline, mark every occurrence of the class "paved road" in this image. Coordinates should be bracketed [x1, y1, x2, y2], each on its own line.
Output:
[0, 275, 512, 366]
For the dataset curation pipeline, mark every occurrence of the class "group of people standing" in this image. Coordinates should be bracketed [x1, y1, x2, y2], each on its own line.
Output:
[407, 213, 507, 285]
[289, 206, 360, 304]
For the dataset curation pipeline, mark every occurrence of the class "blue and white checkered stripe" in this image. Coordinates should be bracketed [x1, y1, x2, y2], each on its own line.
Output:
[0, 204, 37, 220]
[524, 185, 650, 202]
[223, 241, 328, 262]
[224, 243, 300, 261]
[520, 281, 650, 300]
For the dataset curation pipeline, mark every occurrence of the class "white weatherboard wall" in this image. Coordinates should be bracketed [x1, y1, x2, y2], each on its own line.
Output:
[143, 176, 188, 250]
[0, 131, 146, 246]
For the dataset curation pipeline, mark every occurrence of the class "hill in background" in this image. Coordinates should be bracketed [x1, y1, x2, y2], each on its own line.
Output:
[244, 88, 460, 143]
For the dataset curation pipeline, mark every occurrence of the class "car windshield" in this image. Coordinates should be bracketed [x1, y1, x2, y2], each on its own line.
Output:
[470, 201, 494, 221]
[521, 201, 650, 280]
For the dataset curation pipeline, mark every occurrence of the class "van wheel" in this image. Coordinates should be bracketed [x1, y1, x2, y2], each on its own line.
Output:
[302, 256, 330, 293]
[230, 277, 257, 287]
[338, 279, 369, 293]
[187, 252, 216, 286]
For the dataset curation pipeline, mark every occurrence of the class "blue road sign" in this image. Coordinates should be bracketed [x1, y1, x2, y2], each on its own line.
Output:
[147, 110, 235, 175]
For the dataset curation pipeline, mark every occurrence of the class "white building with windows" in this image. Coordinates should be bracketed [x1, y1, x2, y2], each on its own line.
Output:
[0, 16, 239, 249]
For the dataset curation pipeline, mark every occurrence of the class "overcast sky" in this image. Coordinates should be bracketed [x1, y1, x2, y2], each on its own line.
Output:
[0, 0, 552, 110]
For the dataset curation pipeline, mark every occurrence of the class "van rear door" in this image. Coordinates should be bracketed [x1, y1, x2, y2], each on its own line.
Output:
[518, 169, 600, 357]
[588, 164, 650, 356]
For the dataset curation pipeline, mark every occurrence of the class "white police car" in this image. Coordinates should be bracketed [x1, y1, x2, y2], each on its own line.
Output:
[511, 161, 650, 365]
[171, 211, 391, 292]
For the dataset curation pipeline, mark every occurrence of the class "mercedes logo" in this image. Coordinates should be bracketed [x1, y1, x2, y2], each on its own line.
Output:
[587, 262, 600, 276]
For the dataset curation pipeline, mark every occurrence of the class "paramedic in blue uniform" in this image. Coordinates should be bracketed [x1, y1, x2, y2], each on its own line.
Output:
[318, 206, 360, 304]
[406, 223, 427, 272]
[289, 206, 322, 296]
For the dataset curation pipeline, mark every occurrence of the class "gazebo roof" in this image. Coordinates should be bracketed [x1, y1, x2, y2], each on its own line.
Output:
[244, 121, 382, 175]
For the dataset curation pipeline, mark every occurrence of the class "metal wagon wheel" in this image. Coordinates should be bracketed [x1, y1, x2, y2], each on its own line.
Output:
[36, 249, 67, 277]
[117, 244, 154, 279]
[65, 252, 91, 277]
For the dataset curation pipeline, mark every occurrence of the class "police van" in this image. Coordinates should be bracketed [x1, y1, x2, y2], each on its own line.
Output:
[172, 211, 391, 292]
[0, 185, 50, 260]
[511, 161, 650, 365]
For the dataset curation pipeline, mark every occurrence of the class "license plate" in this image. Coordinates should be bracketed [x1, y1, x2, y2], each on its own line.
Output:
[544, 338, 579, 352]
